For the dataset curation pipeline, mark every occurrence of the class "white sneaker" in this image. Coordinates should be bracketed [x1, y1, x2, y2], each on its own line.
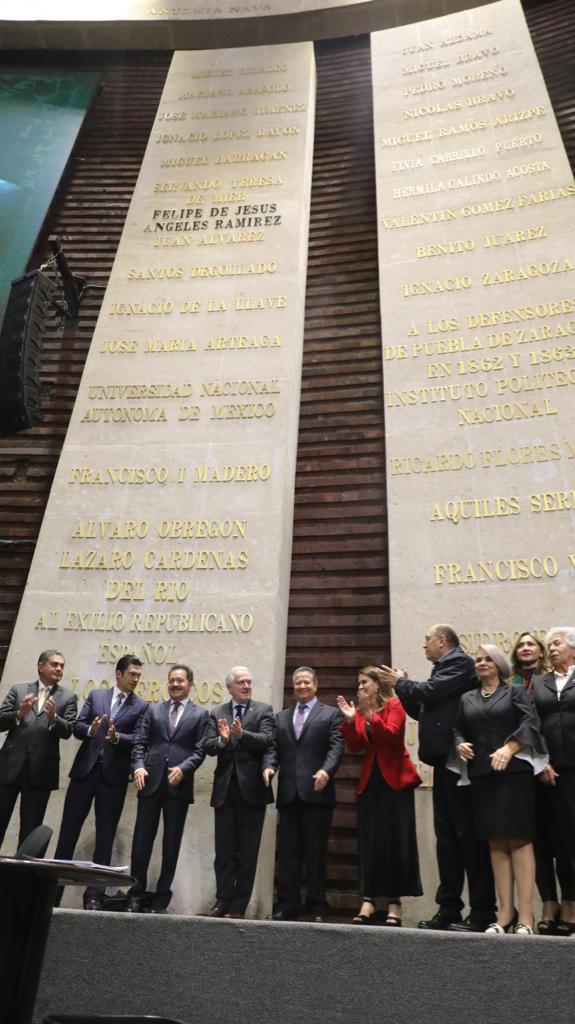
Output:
[514, 923, 534, 935]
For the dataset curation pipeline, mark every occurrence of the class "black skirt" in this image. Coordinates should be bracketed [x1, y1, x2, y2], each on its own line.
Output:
[471, 771, 535, 840]
[358, 763, 422, 898]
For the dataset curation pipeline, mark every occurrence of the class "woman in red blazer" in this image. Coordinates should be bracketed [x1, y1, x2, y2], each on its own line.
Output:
[338, 666, 422, 926]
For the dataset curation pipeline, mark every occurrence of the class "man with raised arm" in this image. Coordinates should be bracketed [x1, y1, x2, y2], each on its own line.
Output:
[381, 625, 496, 932]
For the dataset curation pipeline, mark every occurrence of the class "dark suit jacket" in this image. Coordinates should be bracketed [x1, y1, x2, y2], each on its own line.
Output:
[204, 699, 275, 808]
[132, 700, 208, 803]
[532, 670, 575, 768]
[395, 646, 476, 767]
[263, 701, 344, 808]
[0, 682, 78, 789]
[454, 683, 546, 778]
[70, 688, 148, 785]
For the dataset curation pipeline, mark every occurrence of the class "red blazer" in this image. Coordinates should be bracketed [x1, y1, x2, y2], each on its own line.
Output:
[341, 697, 421, 793]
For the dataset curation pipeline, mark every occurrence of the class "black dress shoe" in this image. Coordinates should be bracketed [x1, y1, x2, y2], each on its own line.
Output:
[270, 910, 297, 921]
[224, 911, 245, 919]
[127, 898, 144, 913]
[149, 907, 167, 914]
[84, 899, 103, 911]
[204, 902, 229, 918]
[418, 911, 461, 930]
[448, 915, 489, 933]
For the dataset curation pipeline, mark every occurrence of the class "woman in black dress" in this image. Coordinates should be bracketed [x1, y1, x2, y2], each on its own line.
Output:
[532, 627, 575, 936]
[337, 667, 422, 926]
[454, 644, 547, 935]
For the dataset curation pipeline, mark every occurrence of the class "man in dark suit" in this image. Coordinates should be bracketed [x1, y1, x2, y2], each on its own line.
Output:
[204, 665, 274, 919]
[128, 663, 208, 913]
[263, 665, 344, 922]
[0, 649, 77, 850]
[381, 624, 496, 932]
[54, 654, 147, 909]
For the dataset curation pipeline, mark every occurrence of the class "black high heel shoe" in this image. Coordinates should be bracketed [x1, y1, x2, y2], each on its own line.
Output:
[538, 913, 559, 936]
[352, 899, 376, 924]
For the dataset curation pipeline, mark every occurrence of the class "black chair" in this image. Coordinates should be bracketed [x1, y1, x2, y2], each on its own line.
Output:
[15, 824, 53, 859]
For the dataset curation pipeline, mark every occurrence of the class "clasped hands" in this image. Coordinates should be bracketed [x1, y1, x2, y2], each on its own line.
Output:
[456, 741, 514, 771]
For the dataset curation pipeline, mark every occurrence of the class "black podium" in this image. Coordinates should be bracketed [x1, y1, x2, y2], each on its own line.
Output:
[0, 857, 134, 1024]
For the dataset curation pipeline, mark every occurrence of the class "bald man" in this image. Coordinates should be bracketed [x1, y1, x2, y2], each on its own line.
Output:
[203, 666, 274, 918]
[381, 625, 496, 932]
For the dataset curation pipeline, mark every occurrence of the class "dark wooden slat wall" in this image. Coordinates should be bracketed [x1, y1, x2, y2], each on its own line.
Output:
[0, 0, 572, 909]
[0, 56, 171, 665]
[286, 36, 385, 907]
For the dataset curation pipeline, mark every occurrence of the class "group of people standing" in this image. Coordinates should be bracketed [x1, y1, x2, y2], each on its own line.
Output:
[0, 630, 574, 934]
[372, 624, 575, 936]
[0, 654, 345, 920]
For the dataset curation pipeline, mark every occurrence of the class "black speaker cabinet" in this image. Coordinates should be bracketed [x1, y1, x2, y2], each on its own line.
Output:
[0, 270, 57, 434]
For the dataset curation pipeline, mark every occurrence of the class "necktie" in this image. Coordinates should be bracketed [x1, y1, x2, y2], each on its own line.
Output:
[234, 704, 244, 720]
[169, 702, 181, 732]
[110, 692, 125, 720]
[294, 703, 307, 739]
[37, 687, 49, 713]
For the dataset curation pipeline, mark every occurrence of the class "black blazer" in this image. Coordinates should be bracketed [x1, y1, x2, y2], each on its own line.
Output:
[131, 701, 208, 803]
[395, 647, 476, 767]
[263, 701, 344, 808]
[70, 687, 148, 785]
[532, 670, 575, 768]
[204, 699, 275, 808]
[454, 683, 546, 779]
[0, 682, 77, 789]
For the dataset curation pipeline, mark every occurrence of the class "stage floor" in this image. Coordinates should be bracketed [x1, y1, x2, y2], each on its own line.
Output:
[36, 910, 572, 1024]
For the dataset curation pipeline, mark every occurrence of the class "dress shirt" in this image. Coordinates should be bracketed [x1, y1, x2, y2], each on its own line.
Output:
[554, 670, 575, 697]
[170, 696, 190, 728]
[292, 695, 317, 731]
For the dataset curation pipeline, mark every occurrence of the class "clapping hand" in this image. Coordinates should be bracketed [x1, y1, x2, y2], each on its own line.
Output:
[17, 693, 37, 720]
[89, 714, 107, 737]
[217, 718, 231, 744]
[336, 695, 356, 722]
[379, 665, 406, 686]
[44, 696, 57, 724]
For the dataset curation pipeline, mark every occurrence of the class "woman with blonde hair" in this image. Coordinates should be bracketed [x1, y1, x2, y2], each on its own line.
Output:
[532, 627, 575, 935]
[510, 632, 547, 693]
[337, 666, 422, 926]
[454, 644, 547, 934]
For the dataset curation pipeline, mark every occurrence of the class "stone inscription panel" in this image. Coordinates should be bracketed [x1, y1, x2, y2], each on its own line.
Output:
[1, 43, 315, 912]
[4, 0, 373, 21]
[372, 0, 575, 775]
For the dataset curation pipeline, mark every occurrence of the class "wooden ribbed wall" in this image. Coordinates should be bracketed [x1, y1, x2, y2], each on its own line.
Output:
[0, 0, 573, 910]
[286, 36, 384, 909]
[0, 56, 171, 667]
